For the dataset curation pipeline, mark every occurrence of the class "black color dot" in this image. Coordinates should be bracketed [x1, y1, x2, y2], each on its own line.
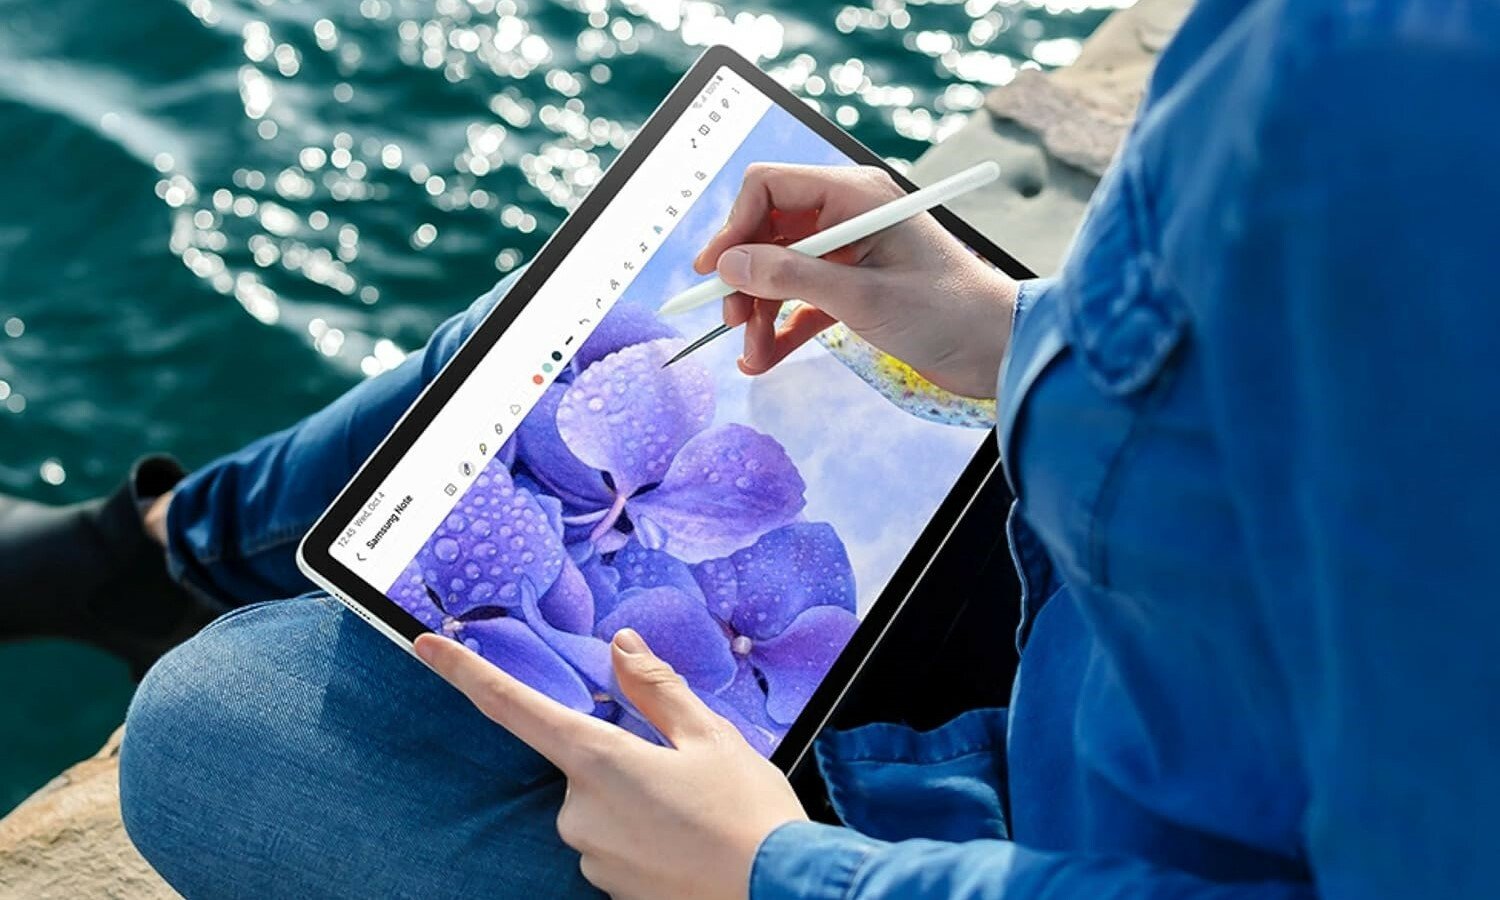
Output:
[550, 351, 563, 361]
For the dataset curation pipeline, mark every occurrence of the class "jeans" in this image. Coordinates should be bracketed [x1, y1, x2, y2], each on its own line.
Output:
[120, 273, 595, 897]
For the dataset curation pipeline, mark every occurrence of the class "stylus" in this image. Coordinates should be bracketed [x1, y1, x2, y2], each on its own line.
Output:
[656, 159, 1000, 319]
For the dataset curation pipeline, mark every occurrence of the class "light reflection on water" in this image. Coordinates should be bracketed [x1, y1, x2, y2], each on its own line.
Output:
[156, 0, 1120, 379]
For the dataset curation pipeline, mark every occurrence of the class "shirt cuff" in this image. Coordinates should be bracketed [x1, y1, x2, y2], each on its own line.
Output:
[997, 277, 1055, 404]
[750, 820, 887, 900]
[1011, 277, 1053, 345]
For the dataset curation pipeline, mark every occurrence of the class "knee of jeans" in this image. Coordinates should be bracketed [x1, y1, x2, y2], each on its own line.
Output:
[118, 599, 330, 886]
[421, 266, 531, 380]
[120, 626, 242, 874]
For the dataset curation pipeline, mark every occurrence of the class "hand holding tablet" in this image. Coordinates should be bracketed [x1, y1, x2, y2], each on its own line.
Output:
[415, 626, 806, 900]
[297, 46, 1034, 776]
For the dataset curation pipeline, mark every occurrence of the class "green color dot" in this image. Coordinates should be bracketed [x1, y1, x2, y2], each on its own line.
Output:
[542, 363, 553, 373]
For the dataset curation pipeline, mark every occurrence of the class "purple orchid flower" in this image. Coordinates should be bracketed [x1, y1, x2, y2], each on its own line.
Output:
[388, 465, 596, 712]
[384, 313, 860, 758]
[605, 522, 860, 744]
[519, 338, 807, 563]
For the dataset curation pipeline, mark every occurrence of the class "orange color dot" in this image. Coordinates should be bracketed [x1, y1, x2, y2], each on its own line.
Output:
[532, 374, 544, 385]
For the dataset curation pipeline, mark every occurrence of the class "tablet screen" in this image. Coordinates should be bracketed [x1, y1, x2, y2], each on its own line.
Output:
[323, 64, 995, 756]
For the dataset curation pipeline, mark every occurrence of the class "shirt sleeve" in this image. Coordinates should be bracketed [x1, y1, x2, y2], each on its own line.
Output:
[1202, 20, 1500, 900]
[751, 822, 1313, 899]
[753, 18, 1500, 900]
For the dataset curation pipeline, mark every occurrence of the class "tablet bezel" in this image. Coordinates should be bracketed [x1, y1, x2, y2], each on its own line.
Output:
[297, 44, 1035, 777]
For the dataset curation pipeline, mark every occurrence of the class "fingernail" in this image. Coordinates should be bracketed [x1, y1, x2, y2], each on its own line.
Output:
[718, 248, 751, 287]
[612, 627, 648, 656]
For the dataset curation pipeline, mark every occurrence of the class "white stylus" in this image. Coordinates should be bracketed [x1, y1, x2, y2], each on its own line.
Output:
[656, 159, 1001, 318]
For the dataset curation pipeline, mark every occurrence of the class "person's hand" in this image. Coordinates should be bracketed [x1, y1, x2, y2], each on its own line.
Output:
[413, 627, 807, 900]
[692, 163, 1018, 399]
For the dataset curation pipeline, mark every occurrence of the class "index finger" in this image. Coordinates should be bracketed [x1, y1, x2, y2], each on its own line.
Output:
[692, 163, 902, 274]
[414, 633, 612, 772]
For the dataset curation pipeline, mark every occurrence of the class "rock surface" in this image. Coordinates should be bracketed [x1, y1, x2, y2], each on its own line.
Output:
[911, 0, 1190, 275]
[0, 729, 179, 898]
[0, 3, 1188, 895]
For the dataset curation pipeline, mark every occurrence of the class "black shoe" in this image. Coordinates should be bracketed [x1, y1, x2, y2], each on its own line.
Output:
[0, 455, 213, 679]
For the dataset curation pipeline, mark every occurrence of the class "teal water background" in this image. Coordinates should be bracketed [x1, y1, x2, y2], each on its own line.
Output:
[0, 0, 1113, 813]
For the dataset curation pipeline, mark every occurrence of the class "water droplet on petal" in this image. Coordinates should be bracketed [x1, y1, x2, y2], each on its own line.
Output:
[433, 537, 461, 562]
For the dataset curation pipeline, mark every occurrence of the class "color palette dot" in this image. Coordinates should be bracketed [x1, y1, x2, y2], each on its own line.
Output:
[542, 363, 553, 373]
[550, 351, 563, 361]
[531, 374, 543, 385]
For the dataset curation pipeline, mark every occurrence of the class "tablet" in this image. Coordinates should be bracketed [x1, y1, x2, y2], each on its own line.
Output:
[297, 45, 1033, 775]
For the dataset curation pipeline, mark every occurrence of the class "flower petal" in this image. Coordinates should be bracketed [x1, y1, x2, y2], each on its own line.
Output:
[691, 557, 739, 626]
[408, 467, 566, 618]
[556, 339, 714, 496]
[389, 560, 445, 630]
[456, 615, 595, 713]
[627, 425, 806, 564]
[521, 576, 614, 691]
[579, 554, 622, 623]
[533, 491, 565, 540]
[728, 522, 856, 640]
[719, 660, 781, 736]
[572, 302, 680, 375]
[613, 538, 704, 603]
[596, 587, 735, 694]
[595, 528, 630, 556]
[516, 382, 612, 509]
[752, 606, 860, 725]
[538, 555, 595, 634]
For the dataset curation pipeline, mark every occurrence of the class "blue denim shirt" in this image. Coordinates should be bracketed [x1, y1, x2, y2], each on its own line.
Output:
[751, 1, 1500, 897]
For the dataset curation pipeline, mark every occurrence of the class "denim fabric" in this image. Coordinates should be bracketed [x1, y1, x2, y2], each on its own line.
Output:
[754, 0, 1500, 897]
[120, 594, 597, 899]
[162, 274, 519, 610]
[814, 708, 1010, 845]
[123, 271, 609, 897]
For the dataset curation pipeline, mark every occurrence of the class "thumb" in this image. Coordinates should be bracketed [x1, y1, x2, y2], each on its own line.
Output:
[610, 628, 720, 747]
[716, 244, 874, 321]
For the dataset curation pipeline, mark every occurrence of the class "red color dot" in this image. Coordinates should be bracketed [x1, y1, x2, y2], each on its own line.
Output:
[532, 374, 544, 385]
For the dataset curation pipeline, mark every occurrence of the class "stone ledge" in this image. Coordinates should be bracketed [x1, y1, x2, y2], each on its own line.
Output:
[911, 0, 1189, 276]
[0, 728, 179, 898]
[986, 0, 1190, 179]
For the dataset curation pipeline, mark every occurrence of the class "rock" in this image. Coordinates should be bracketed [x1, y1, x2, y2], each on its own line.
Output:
[910, 109, 1100, 277]
[986, 0, 1192, 178]
[0, 728, 178, 899]
[0, 5, 1191, 894]
[912, 0, 1191, 275]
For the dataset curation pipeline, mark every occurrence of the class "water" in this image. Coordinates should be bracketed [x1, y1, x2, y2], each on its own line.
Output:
[0, 0, 1115, 813]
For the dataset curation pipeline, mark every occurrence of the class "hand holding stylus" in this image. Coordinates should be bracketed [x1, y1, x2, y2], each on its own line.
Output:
[689, 163, 1019, 400]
